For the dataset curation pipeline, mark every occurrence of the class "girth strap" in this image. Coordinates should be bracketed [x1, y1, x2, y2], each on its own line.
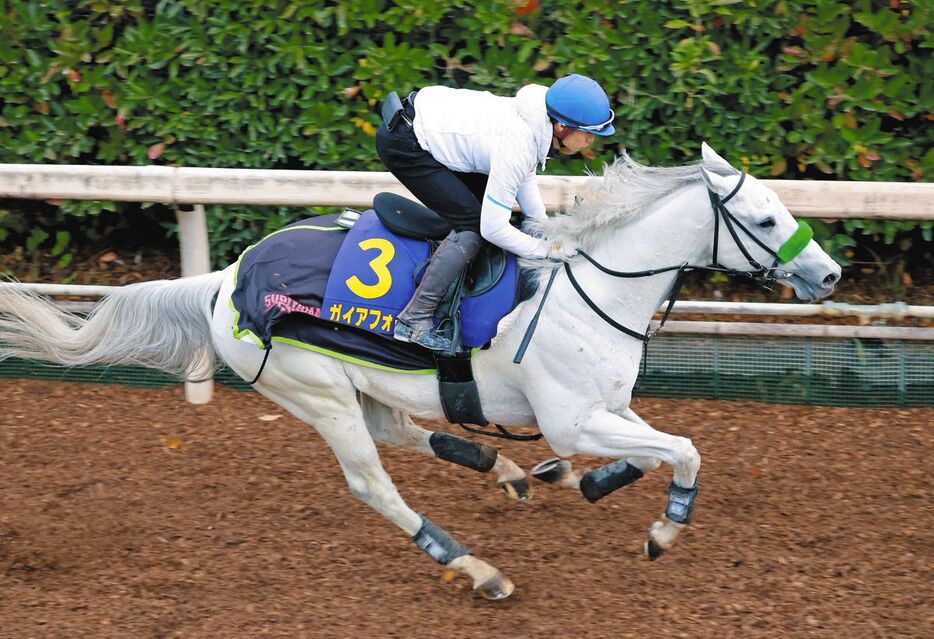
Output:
[436, 353, 486, 425]
[436, 352, 543, 441]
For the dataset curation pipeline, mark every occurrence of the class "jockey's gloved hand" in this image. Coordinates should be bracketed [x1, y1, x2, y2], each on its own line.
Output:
[546, 238, 580, 261]
[520, 219, 545, 238]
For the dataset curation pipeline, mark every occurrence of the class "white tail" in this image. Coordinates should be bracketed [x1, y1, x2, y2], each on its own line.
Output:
[0, 272, 226, 377]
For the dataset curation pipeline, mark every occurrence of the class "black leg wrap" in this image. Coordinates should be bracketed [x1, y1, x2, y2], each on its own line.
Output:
[412, 515, 469, 566]
[665, 480, 699, 524]
[579, 459, 645, 503]
[429, 432, 497, 473]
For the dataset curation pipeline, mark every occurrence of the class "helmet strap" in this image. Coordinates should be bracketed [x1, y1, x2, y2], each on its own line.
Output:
[552, 121, 574, 142]
[552, 122, 576, 152]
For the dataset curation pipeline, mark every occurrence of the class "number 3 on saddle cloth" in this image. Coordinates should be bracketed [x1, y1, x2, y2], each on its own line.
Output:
[229, 194, 520, 395]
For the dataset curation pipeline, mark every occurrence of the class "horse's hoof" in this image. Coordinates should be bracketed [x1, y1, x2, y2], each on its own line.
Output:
[500, 478, 532, 502]
[530, 458, 571, 485]
[476, 574, 515, 601]
[644, 539, 665, 561]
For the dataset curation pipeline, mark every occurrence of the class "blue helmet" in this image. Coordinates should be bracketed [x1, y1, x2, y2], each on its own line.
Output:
[545, 74, 615, 136]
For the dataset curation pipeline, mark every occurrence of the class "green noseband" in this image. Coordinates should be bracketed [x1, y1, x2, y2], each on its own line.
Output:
[776, 221, 813, 263]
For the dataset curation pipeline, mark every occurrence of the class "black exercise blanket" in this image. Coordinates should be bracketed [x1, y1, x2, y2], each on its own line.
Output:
[229, 214, 436, 373]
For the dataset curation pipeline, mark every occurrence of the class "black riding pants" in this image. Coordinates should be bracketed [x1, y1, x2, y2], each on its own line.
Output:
[375, 101, 487, 234]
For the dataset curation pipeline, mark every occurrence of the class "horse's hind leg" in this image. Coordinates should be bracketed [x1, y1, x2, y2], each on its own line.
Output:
[254, 379, 514, 599]
[359, 394, 531, 501]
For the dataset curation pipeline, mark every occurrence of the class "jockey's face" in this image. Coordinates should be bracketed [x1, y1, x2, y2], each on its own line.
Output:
[552, 123, 595, 154]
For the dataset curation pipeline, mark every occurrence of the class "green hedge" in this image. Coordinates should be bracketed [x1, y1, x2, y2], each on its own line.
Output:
[0, 0, 931, 269]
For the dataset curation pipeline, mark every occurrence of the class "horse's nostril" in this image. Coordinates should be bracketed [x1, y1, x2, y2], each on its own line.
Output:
[823, 272, 840, 287]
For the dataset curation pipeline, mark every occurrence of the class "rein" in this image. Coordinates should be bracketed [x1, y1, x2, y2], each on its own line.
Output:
[514, 172, 814, 362]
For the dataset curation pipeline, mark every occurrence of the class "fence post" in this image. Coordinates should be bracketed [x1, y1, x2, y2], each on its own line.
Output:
[176, 204, 214, 404]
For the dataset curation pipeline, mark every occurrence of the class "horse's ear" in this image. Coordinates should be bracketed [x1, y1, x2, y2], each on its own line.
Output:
[701, 142, 740, 176]
[700, 165, 735, 196]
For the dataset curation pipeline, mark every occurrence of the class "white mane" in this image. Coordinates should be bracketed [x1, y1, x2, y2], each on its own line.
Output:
[535, 152, 705, 254]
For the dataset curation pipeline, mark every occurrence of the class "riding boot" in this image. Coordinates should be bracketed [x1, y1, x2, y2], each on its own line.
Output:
[394, 229, 482, 351]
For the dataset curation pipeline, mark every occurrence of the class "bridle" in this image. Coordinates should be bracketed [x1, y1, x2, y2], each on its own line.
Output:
[514, 172, 814, 359]
[708, 172, 813, 281]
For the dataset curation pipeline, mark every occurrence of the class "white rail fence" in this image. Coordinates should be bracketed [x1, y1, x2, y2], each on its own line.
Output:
[2, 165, 933, 402]
[3, 164, 933, 217]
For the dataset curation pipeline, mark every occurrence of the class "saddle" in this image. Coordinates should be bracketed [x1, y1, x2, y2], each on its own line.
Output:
[370, 192, 507, 426]
[373, 192, 508, 304]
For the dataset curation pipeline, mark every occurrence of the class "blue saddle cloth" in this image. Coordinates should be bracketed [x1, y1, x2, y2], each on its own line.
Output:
[229, 211, 519, 373]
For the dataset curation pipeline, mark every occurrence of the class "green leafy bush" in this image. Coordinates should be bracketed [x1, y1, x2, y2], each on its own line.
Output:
[0, 0, 930, 273]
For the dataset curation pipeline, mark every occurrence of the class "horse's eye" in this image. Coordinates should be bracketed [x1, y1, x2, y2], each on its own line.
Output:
[758, 217, 776, 228]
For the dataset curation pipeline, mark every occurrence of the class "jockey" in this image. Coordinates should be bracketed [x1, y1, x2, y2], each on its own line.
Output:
[376, 74, 615, 351]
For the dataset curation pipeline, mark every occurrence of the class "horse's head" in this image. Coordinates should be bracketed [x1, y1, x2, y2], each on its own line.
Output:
[698, 143, 841, 301]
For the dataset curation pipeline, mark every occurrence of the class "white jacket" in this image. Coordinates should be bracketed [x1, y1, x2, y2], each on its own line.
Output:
[412, 84, 552, 259]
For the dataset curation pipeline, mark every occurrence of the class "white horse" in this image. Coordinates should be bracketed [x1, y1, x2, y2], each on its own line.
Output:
[0, 144, 840, 600]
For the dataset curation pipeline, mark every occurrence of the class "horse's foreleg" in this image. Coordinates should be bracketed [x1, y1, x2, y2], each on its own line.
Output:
[531, 408, 661, 496]
[255, 382, 514, 600]
[359, 394, 531, 501]
[550, 409, 700, 559]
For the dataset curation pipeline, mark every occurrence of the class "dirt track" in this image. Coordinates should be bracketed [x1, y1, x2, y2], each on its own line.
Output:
[1, 379, 931, 638]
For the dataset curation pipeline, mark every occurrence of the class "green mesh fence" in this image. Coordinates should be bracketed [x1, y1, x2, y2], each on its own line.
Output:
[632, 334, 932, 407]
[1, 335, 931, 407]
